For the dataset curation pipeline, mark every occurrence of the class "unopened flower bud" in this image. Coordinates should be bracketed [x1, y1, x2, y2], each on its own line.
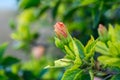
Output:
[54, 22, 68, 39]
[98, 24, 109, 42]
[98, 24, 107, 36]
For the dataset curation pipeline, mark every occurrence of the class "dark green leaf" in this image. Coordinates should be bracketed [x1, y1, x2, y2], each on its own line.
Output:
[1, 56, 20, 67]
[52, 0, 61, 19]
[111, 74, 120, 80]
[19, 0, 40, 9]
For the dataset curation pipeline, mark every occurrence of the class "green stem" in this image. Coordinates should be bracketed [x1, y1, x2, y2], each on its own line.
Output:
[89, 70, 94, 80]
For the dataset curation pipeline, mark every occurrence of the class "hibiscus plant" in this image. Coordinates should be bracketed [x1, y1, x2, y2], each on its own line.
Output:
[46, 22, 120, 80]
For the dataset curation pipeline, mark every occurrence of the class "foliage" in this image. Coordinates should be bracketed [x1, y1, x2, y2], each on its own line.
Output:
[0, 43, 62, 80]
[96, 24, 120, 79]
[45, 22, 120, 80]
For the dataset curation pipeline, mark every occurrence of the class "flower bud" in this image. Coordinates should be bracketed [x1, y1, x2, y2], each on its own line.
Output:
[54, 22, 68, 39]
[98, 24, 109, 42]
[98, 24, 107, 36]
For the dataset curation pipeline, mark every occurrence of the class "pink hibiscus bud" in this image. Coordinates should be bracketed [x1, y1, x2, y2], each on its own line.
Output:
[98, 24, 107, 36]
[54, 22, 68, 39]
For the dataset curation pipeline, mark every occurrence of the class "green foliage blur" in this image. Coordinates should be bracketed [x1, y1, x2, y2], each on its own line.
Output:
[16, 0, 120, 44]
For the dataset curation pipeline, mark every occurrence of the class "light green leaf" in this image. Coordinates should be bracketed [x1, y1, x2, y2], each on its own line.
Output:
[45, 58, 73, 69]
[108, 24, 116, 42]
[81, 0, 97, 6]
[108, 41, 120, 57]
[85, 36, 97, 60]
[98, 56, 120, 68]
[55, 37, 64, 50]
[17, 8, 36, 24]
[72, 39, 82, 66]
[64, 45, 75, 60]
[95, 41, 109, 55]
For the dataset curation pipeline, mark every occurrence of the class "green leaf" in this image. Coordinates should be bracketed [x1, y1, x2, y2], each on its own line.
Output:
[19, 0, 40, 9]
[80, 0, 97, 6]
[71, 39, 82, 67]
[55, 58, 73, 67]
[74, 38, 85, 59]
[85, 36, 97, 60]
[9, 19, 16, 30]
[17, 8, 36, 24]
[89, 70, 94, 80]
[98, 56, 120, 68]
[62, 68, 82, 80]
[64, 45, 75, 60]
[0, 43, 8, 60]
[52, 0, 61, 19]
[45, 58, 73, 69]
[1, 56, 20, 67]
[95, 41, 109, 55]
[108, 41, 120, 57]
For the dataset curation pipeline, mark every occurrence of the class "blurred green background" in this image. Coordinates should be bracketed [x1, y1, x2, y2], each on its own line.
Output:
[0, 0, 120, 80]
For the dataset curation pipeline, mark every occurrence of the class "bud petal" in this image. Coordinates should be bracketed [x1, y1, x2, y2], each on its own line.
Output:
[98, 24, 109, 42]
[98, 24, 107, 36]
[54, 22, 68, 39]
